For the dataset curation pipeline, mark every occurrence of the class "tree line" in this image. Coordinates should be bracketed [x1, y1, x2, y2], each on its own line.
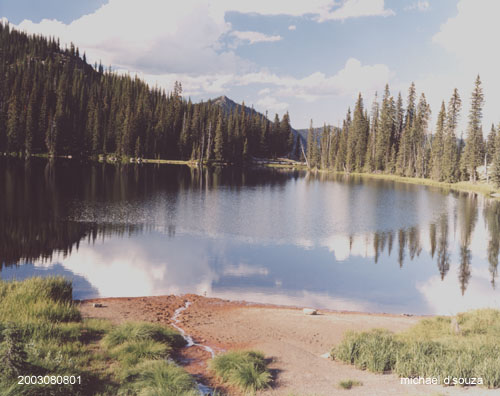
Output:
[305, 77, 500, 186]
[0, 22, 294, 163]
[3, 21, 500, 188]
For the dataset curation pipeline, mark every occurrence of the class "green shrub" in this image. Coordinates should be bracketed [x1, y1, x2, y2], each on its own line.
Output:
[210, 350, 271, 392]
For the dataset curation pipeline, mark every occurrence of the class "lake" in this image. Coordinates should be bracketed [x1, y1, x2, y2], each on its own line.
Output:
[1, 157, 499, 315]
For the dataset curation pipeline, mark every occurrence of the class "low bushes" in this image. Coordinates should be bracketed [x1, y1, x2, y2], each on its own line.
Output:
[332, 309, 500, 388]
[210, 350, 271, 393]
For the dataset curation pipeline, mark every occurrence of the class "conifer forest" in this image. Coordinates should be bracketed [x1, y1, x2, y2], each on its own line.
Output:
[2, 21, 500, 186]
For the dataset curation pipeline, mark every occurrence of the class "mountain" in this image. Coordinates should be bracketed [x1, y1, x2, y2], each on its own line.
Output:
[211, 95, 305, 146]
[210, 95, 257, 117]
[294, 126, 339, 149]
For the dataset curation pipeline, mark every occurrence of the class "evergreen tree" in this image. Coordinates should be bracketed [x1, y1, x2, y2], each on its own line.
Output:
[397, 82, 417, 175]
[364, 93, 379, 172]
[375, 85, 394, 171]
[214, 111, 224, 162]
[6, 94, 21, 153]
[492, 124, 500, 187]
[349, 93, 368, 171]
[431, 101, 446, 181]
[320, 123, 330, 169]
[442, 88, 462, 182]
[414, 93, 431, 178]
[306, 120, 314, 168]
[463, 75, 484, 182]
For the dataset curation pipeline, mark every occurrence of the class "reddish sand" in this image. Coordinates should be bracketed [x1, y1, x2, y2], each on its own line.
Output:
[79, 295, 494, 396]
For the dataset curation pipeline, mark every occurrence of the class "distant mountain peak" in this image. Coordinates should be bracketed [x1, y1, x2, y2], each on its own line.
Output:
[211, 95, 253, 116]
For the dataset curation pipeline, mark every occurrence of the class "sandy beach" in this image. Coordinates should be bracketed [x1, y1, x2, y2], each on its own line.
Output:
[79, 295, 493, 396]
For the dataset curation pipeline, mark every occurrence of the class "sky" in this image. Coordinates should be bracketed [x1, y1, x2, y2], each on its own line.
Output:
[1, 0, 499, 131]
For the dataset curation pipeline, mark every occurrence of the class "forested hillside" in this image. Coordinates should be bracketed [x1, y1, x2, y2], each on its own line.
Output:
[0, 22, 294, 162]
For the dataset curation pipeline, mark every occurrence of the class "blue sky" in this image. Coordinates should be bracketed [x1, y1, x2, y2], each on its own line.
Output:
[2, 0, 498, 131]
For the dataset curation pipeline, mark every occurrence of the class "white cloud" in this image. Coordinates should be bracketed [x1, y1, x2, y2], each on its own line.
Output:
[8, 0, 395, 77]
[230, 30, 282, 45]
[288, 25, 297, 31]
[12, 0, 244, 75]
[6, 0, 397, 127]
[430, 0, 500, 132]
[256, 96, 289, 114]
[405, 1, 430, 12]
[223, 263, 269, 276]
[275, 58, 392, 101]
[132, 57, 391, 105]
[318, 0, 395, 22]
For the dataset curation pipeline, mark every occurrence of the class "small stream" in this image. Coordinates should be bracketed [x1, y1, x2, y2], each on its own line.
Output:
[171, 301, 216, 395]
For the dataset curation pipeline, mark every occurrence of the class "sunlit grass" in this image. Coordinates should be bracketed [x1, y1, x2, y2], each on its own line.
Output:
[336, 171, 500, 197]
[0, 277, 197, 395]
[332, 309, 500, 388]
[210, 350, 271, 393]
[120, 360, 199, 396]
[102, 321, 186, 350]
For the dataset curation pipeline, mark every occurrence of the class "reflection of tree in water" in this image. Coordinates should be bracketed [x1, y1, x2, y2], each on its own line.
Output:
[459, 246, 472, 295]
[436, 214, 450, 281]
[398, 229, 406, 268]
[429, 223, 437, 258]
[484, 200, 500, 287]
[373, 232, 381, 263]
[408, 227, 421, 260]
[458, 193, 478, 295]
[355, 191, 487, 297]
[1, 157, 294, 267]
[373, 231, 391, 264]
[387, 231, 393, 256]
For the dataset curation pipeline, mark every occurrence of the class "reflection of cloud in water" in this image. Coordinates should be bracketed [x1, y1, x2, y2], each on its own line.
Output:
[208, 289, 370, 313]
[417, 264, 500, 315]
[34, 235, 218, 298]
[320, 233, 373, 261]
[223, 264, 268, 277]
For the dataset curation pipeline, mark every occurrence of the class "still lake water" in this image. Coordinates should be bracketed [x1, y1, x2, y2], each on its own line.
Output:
[1, 157, 499, 315]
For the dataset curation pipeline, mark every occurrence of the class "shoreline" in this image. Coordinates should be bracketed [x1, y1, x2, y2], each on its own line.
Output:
[78, 294, 485, 396]
[78, 293, 428, 318]
[8, 153, 499, 198]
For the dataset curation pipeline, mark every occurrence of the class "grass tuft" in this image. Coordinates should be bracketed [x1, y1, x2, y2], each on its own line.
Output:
[122, 360, 199, 396]
[0, 277, 80, 324]
[111, 339, 171, 368]
[103, 321, 186, 349]
[338, 379, 363, 389]
[210, 350, 271, 393]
